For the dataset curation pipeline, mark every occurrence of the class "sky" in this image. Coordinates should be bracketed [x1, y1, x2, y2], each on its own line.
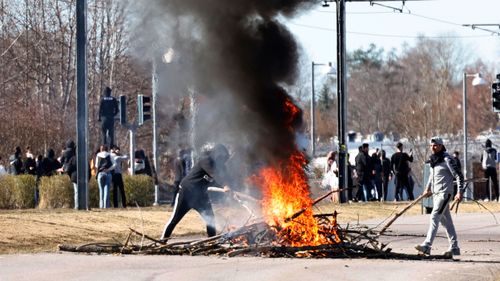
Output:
[286, 0, 500, 73]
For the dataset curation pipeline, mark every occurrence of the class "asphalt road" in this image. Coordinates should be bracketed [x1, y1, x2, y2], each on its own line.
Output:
[1, 212, 499, 281]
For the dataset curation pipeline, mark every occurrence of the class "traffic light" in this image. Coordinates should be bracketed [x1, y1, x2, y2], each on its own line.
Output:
[492, 80, 500, 113]
[137, 94, 151, 125]
[119, 95, 127, 125]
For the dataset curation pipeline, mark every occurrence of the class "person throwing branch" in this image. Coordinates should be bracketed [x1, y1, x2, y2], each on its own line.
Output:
[415, 137, 464, 256]
[160, 144, 232, 241]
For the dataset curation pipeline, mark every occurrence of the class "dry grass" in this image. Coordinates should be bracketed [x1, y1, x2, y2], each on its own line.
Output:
[1, 200, 500, 254]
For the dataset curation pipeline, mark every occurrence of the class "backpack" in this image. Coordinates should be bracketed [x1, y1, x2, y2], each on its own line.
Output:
[97, 155, 112, 173]
[482, 149, 497, 169]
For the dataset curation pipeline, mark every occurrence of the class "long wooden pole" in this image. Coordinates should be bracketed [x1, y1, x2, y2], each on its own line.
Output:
[378, 193, 427, 236]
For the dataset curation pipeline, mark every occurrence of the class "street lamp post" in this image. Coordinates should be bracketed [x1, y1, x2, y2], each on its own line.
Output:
[311, 62, 335, 157]
[463, 72, 487, 199]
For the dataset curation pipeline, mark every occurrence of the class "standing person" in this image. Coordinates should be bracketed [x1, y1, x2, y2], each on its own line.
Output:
[380, 150, 392, 201]
[355, 143, 373, 202]
[481, 139, 498, 201]
[371, 150, 382, 201]
[95, 145, 113, 209]
[452, 151, 462, 197]
[98, 86, 119, 147]
[322, 151, 339, 202]
[391, 142, 414, 201]
[23, 146, 37, 175]
[9, 146, 23, 175]
[59, 140, 78, 209]
[415, 137, 464, 256]
[161, 144, 232, 240]
[110, 146, 128, 208]
[39, 148, 61, 177]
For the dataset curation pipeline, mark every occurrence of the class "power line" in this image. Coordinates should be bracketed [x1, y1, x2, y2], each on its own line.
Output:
[288, 22, 493, 39]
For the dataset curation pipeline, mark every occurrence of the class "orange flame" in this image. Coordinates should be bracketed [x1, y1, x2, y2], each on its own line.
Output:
[253, 151, 339, 246]
[250, 97, 338, 246]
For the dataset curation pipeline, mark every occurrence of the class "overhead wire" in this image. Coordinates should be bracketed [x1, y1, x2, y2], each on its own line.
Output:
[288, 22, 493, 39]
[301, 4, 500, 37]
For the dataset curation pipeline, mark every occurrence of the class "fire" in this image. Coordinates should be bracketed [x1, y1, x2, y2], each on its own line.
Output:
[250, 96, 339, 246]
[253, 151, 339, 246]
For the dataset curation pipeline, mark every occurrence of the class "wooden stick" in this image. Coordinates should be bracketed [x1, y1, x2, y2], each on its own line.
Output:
[284, 188, 351, 222]
[378, 193, 427, 236]
[128, 228, 165, 244]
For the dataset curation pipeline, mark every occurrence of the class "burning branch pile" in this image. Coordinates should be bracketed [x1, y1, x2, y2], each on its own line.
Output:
[58, 194, 450, 260]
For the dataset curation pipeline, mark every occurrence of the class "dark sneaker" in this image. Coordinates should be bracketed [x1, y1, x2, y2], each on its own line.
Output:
[415, 244, 431, 255]
[443, 247, 460, 256]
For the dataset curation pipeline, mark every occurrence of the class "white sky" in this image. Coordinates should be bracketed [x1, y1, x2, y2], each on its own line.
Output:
[287, 0, 500, 71]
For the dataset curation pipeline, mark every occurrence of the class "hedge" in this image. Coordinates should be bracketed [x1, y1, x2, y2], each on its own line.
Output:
[0, 174, 154, 209]
[123, 174, 155, 207]
[0, 175, 36, 209]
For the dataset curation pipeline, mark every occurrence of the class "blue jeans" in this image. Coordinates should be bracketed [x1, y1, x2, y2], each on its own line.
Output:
[97, 172, 111, 208]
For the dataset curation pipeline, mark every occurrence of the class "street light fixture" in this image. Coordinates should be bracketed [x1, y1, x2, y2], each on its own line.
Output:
[463, 72, 487, 199]
[311, 61, 336, 156]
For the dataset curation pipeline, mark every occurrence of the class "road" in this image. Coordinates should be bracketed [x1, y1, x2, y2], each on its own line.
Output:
[1, 212, 499, 281]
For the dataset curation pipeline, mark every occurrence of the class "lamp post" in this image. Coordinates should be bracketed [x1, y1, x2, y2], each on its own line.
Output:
[311, 61, 335, 157]
[463, 72, 487, 198]
[151, 48, 175, 206]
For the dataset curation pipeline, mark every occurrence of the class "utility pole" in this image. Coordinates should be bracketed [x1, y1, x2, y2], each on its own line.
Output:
[322, 0, 421, 200]
[336, 0, 348, 195]
[76, 0, 88, 210]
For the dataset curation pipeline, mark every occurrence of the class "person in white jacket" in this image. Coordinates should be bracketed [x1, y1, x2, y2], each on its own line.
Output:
[322, 151, 339, 202]
[111, 146, 128, 208]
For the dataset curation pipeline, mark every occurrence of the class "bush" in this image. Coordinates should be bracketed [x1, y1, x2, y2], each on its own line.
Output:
[38, 175, 100, 209]
[38, 175, 73, 209]
[124, 175, 154, 207]
[13, 175, 36, 208]
[88, 177, 99, 208]
[0, 175, 16, 209]
[36, 174, 154, 209]
[0, 175, 36, 209]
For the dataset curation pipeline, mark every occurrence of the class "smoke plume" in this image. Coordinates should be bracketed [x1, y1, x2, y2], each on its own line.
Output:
[129, 0, 314, 173]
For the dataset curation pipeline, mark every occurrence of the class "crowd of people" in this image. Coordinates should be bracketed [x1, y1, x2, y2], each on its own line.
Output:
[0, 142, 134, 209]
[322, 142, 418, 202]
[322, 138, 500, 204]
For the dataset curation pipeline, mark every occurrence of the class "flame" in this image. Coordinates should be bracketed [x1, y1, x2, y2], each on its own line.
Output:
[250, 96, 339, 246]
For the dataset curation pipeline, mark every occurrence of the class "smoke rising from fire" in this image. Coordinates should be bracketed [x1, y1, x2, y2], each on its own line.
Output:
[129, 0, 314, 170]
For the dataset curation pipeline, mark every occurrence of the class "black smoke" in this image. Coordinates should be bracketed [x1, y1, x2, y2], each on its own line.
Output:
[130, 0, 314, 168]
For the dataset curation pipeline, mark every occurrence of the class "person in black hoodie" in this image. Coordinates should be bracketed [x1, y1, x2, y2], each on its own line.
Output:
[9, 146, 23, 175]
[380, 150, 392, 201]
[161, 144, 232, 241]
[98, 87, 119, 147]
[391, 142, 414, 201]
[355, 143, 373, 202]
[59, 140, 78, 208]
[39, 149, 61, 178]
